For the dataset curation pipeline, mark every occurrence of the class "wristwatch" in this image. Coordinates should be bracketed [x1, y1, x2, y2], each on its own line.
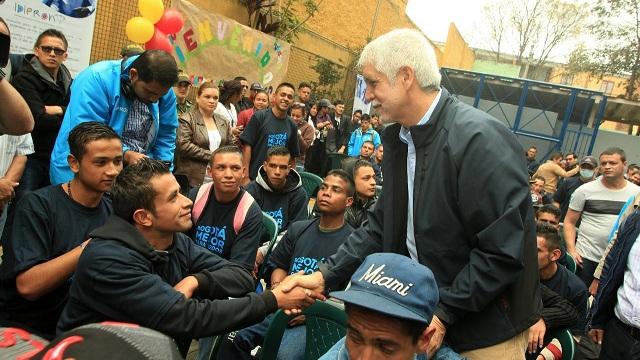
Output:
[0, 68, 6, 82]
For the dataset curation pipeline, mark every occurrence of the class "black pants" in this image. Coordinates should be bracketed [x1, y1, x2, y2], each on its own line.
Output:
[600, 317, 640, 360]
[576, 257, 598, 287]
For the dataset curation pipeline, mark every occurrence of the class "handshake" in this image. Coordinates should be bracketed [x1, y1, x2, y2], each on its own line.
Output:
[269, 271, 327, 315]
[173, 270, 327, 315]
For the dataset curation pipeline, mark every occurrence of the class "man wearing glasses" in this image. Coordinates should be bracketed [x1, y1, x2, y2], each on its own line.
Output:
[11, 29, 71, 201]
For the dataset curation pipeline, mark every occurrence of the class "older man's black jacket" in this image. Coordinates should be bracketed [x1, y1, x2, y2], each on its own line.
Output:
[320, 88, 541, 352]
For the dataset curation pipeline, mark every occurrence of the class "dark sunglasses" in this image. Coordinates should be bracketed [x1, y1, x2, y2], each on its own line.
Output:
[242, 85, 249, 89]
[39, 45, 66, 56]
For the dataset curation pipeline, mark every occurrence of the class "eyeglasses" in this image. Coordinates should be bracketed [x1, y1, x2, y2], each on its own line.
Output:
[39, 46, 66, 56]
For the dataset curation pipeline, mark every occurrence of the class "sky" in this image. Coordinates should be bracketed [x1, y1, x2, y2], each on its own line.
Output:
[405, 0, 594, 62]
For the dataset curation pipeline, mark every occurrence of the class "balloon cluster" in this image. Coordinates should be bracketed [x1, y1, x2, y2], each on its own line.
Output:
[125, 0, 184, 54]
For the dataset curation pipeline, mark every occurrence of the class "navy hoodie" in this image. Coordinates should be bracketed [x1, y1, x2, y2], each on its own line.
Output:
[57, 215, 278, 338]
[245, 166, 309, 232]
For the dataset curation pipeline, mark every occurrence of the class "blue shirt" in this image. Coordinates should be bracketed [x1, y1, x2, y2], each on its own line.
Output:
[398, 90, 441, 260]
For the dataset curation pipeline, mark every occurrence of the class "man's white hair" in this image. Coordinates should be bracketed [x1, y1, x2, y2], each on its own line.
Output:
[357, 28, 441, 90]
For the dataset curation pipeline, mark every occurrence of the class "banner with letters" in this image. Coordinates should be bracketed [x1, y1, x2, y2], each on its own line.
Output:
[171, 0, 290, 89]
[0, 0, 98, 75]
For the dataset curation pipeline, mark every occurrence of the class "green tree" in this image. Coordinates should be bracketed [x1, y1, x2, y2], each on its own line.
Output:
[239, 0, 321, 43]
[568, 0, 640, 100]
[310, 57, 344, 101]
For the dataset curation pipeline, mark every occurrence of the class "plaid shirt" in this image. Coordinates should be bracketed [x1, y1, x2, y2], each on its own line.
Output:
[122, 99, 155, 154]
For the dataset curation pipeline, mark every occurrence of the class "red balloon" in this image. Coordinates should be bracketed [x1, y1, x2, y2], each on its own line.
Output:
[156, 9, 184, 34]
[145, 28, 173, 54]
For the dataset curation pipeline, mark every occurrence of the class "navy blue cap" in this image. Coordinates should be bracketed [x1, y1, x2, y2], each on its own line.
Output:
[330, 253, 439, 324]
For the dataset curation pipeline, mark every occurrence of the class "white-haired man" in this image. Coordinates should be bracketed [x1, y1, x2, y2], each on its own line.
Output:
[279, 29, 540, 359]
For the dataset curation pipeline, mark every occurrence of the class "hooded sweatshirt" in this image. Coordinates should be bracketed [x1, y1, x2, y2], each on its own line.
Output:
[11, 54, 72, 162]
[245, 166, 309, 232]
[57, 215, 278, 339]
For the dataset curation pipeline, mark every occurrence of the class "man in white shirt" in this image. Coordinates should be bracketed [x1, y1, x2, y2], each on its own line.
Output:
[565, 147, 640, 287]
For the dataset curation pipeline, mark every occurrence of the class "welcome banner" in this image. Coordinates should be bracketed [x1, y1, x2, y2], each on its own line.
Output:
[0, 0, 98, 75]
[171, 0, 290, 89]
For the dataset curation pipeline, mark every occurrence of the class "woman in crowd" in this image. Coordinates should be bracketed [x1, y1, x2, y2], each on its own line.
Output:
[237, 89, 269, 129]
[291, 102, 315, 169]
[175, 81, 232, 188]
[308, 102, 318, 127]
[214, 79, 243, 137]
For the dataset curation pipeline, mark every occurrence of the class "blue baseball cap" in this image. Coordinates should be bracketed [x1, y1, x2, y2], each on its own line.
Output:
[330, 253, 439, 324]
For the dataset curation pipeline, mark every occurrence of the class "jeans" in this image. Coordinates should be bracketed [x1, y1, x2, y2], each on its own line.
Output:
[216, 314, 306, 360]
[600, 317, 640, 360]
[576, 257, 598, 287]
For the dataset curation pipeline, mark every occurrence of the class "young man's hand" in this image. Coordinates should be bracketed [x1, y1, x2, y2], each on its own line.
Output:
[174, 276, 199, 299]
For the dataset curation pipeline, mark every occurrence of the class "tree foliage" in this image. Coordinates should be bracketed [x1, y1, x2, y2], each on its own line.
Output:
[239, 0, 321, 43]
[482, 0, 587, 78]
[567, 0, 640, 99]
[310, 57, 344, 101]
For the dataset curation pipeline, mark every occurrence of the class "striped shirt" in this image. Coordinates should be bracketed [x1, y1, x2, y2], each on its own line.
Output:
[0, 134, 34, 176]
[122, 99, 155, 154]
[570, 178, 640, 262]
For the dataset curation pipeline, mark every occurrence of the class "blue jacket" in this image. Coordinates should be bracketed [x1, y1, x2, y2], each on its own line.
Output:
[588, 206, 640, 330]
[49, 56, 177, 184]
[347, 128, 381, 157]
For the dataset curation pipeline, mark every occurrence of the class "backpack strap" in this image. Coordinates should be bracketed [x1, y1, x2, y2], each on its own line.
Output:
[192, 182, 213, 224]
[233, 191, 256, 235]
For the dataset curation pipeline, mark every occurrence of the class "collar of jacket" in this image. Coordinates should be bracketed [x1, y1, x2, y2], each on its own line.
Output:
[26, 53, 72, 91]
[383, 87, 452, 150]
[89, 215, 173, 264]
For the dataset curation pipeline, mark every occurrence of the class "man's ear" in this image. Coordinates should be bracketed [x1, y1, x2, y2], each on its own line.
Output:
[133, 208, 152, 227]
[68, 154, 80, 174]
[129, 68, 138, 82]
[346, 196, 354, 208]
[417, 326, 436, 354]
[551, 248, 562, 262]
[397, 65, 416, 90]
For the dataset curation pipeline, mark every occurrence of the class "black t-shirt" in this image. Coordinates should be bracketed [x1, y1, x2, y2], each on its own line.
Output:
[542, 264, 589, 334]
[269, 219, 353, 275]
[245, 182, 308, 232]
[240, 109, 300, 179]
[553, 177, 586, 222]
[188, 188, 263, 271]
[0, 185, 111, 338]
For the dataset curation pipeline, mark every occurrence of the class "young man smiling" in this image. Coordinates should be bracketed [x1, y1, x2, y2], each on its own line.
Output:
[240, 82, 300, 180]
[0, 122, 121, 339]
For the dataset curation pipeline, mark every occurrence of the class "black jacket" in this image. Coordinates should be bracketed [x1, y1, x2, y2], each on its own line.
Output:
[57, 215, 277, 339]
[319, 88, 541, 351]
[245, 166, 309, 232]
[11, 55, 71, 161]
[344, 196, 377, 229]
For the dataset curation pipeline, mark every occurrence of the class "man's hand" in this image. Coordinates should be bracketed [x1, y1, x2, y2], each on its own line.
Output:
[426, 315, 446, 358]
[279, 271, 325, 294]
[44, 105, 63, 116]
[124, 150, 147, 165]
[589, 279, 600, 297]
[174, 275, 199, 299]
[588, 328, 604, 345]
[0, 178, 18, 206]
[568, 249, 583, 267]
[271, 285, 320, 314]
[528, 318, 546, 354]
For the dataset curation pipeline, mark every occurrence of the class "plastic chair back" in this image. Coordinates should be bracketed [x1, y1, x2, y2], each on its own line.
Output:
[257, 212, 279, 280]
[260, 301, 347, 360]
[564, 253, 577, 273]
[300, 171, 323, 198]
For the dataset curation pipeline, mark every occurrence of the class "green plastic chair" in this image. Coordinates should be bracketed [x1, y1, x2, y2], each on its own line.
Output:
[564, 252, 577, 273]
[552, 329, 575, 360]
[300, 171, 324, 198]
[257, 212, 279, 280]
[327, 152, 348, 171]
[260, 301, 347, 360]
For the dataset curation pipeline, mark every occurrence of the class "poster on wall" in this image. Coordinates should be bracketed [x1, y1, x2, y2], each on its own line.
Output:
[0, 0, 98, 75]
[171, 0, 290, 89]
[353, 74, 372, 115]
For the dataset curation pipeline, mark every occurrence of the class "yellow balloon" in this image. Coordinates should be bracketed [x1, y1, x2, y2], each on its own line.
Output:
[138, 0, 165, 24]
[125, 17, 154, 44]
